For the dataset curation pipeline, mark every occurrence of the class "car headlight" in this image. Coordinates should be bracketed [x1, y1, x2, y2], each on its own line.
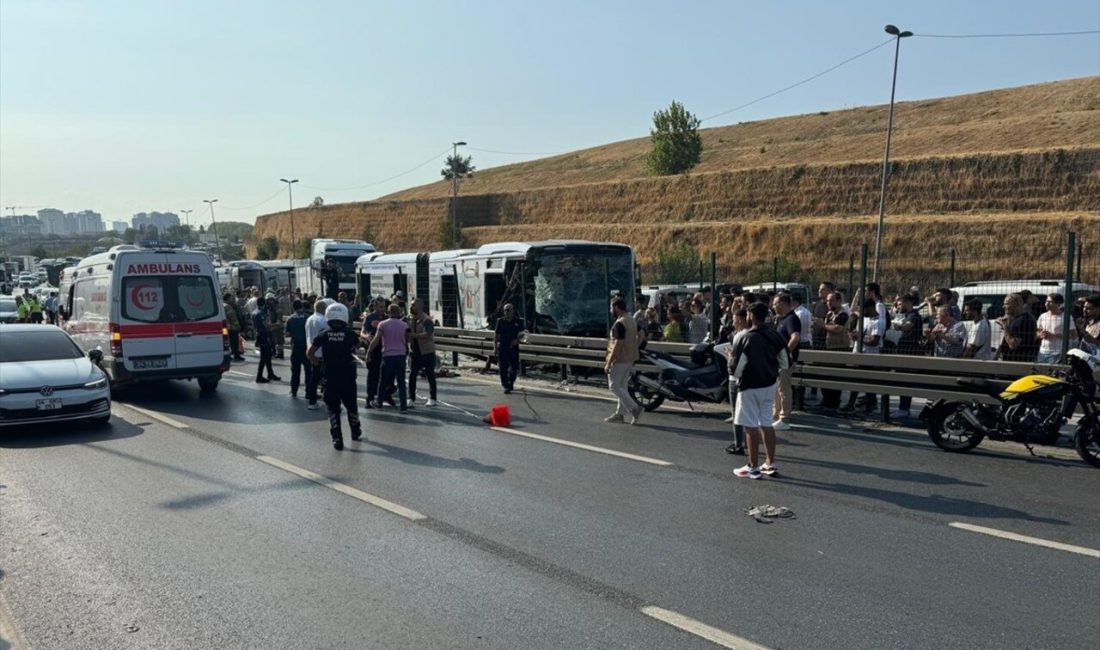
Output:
[84, 377, 108, 390]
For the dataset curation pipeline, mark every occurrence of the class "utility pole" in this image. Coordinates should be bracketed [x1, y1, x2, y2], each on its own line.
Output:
[181, 209, 193, 244]
[280, 178, 299, 258]
[872, 24, 913, 282]
[451, 141, 467, 248]
[203, 199, 221, 263]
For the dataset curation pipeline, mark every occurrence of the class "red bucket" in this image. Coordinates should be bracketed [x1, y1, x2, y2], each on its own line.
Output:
[489, 404, 511, 427]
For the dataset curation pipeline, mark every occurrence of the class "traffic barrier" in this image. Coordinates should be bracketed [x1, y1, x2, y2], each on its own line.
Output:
[434, 327, 1067, 407]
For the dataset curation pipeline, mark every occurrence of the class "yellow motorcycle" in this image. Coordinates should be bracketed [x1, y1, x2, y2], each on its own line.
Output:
[921, 349, 1100, 467]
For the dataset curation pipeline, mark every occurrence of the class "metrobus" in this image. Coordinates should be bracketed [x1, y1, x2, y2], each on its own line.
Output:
[225, 260, 268, 296]
[356, 241, 636, 337]
[311, 239, 375, 299]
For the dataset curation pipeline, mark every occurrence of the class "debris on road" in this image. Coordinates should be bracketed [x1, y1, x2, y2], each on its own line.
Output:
[744, 505, 796, 524]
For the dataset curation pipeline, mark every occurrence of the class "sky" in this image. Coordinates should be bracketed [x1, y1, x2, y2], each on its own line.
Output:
[1, 0, 1098, 228]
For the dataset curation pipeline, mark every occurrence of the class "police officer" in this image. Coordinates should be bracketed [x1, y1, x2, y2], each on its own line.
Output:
[307, 303, 362, 450]
[253, 301, 280, 383]
[285, 299, 312, 398]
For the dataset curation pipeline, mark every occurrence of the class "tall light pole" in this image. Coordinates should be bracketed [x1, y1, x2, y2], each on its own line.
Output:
[280, 178, 299, 259]
[180, 209, 193, 245]
[872, 24, 913, 282]
[203, 199, 221, 263]
[450, 141, 467, 248]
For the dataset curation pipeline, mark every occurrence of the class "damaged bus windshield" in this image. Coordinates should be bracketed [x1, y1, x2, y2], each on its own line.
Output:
[523, 244, 634, 337]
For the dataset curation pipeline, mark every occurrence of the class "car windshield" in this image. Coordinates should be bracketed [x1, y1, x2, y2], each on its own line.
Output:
[121, 275, 219, 323]
[0, 329, 84, 362]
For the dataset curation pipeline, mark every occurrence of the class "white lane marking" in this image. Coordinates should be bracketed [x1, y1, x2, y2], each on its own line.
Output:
[453, 374, 698, 413]
[255, 455, 426, 521]
[641, 606, 770, 650]
[116, 403, 188, 430]
[949, 522, 1100, 558]
[490, 426, 672, 467]
[228, 370, 251, 377]
[439, 400, 483, 419]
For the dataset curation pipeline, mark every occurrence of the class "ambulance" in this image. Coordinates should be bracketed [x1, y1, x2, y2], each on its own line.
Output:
[65, 245, 230, 393]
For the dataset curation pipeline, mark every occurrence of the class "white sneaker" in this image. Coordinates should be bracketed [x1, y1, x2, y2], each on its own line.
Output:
[425, 399, 439, 407]
[771, 419, 791, 431]
[604, 413, 624, 423]
[307, 403, 322, 411]
[630, 406, 642, 426]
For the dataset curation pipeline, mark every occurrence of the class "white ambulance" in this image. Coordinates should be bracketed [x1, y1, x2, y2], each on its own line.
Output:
[65, 245, 229, 393]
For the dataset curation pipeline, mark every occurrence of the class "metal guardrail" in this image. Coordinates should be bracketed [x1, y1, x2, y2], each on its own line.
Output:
[434, 327, 1066, 407]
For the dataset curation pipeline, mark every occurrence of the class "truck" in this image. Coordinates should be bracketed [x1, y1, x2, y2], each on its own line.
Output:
[310, 238, 375, 300]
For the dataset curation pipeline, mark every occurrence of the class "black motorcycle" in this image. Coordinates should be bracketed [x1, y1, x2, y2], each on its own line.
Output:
[628, 343, 728, 412]
[921, 348, 1100, 467]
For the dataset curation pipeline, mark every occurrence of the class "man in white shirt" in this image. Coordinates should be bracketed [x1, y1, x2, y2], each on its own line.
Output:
[963, 299, 992, 360]
[304, 299, 330, 410]
[1036, 293, 1074, 364]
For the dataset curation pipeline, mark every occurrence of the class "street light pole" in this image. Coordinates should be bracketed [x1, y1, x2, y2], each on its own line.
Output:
[872, 24, 913, 283]
[450, 141, 467, 248]
[203, 199, 221, 263]
[180, 209, 193, 245]
[280, 178, 299, 259]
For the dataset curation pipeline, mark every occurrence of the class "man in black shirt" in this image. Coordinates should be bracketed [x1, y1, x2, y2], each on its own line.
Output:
[997, 293, 1039, 362]
[307, 303, 362, 450]
[770, 293, 801, 430]
[494, 303, 526, 394]
[731, 302, 789, 479]
[359, 297, 388, 408]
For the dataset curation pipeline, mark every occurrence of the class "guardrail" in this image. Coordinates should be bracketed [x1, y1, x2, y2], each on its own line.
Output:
[433, 327, 1065, 411]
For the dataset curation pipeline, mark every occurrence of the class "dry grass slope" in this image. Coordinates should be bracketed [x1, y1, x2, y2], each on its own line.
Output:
[252, 77, 1100, 290]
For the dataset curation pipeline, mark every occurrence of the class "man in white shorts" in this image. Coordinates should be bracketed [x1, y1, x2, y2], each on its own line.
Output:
[729, 302, 790, 479]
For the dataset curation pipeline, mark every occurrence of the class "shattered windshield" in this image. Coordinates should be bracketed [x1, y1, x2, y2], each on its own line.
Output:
[529, 251, 633, 336]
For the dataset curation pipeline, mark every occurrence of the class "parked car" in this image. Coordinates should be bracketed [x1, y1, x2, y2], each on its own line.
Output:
[0, 325, 111, 427]
[0, 296, 20, 323]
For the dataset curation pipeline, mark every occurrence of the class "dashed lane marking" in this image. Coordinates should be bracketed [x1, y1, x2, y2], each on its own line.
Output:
[489, 426, 673, 467]
[948, 522, 1100, 558]
[641, 606, 771, 650]
[228, 370, 252, 377]
[256, 455, 427, 521]
[116, 403, 188, 430]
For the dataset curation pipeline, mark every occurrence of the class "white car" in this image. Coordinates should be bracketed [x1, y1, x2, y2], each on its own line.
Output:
[0, 325, 111, 427]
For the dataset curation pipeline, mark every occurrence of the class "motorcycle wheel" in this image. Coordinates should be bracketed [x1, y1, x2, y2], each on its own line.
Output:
[628, 374, 665, 412]
[927, 401, 986, 452]
[1073, 419, 1100, 468]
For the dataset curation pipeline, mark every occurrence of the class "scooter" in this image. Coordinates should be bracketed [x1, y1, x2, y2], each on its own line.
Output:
[628, 342, 729, 412]
[921, 348, 1100, 467]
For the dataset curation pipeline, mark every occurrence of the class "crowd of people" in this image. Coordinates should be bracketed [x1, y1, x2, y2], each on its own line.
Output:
[7, 289, 61, 325]
[619, 283, 1100, 479]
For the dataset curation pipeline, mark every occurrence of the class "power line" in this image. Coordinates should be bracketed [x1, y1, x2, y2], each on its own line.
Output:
[218, 187, 287, 211]
[700, 38, 894, 123]
[301, 148, 452, 192]
[466, 146, 564, 156]
[916, 30, 1100, 39]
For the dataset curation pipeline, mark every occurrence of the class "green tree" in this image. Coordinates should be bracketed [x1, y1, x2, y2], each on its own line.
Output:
[294, 238, 311, 259]
[650, 243, 703, 284]
[646, 100, 703, 176]
[441, 154, 476, 181]
[437, 214, 469, 250]
[256, 236, 280, 260]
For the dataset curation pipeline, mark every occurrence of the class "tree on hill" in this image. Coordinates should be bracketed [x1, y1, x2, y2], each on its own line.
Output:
[441, 154, 475, 181]
[650, 243, 704, 284]
[255, 236, 280, 260]
[437, 215, 469, 250]
[646, 100, 703, 176]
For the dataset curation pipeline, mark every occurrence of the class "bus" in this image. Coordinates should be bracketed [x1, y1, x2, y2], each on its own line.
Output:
[356, 240, 636, 336]
[311, 239, 375, 299]
[225, 260, 268, 296]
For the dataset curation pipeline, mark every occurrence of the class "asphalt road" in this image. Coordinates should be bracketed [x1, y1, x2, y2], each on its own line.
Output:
[1, 357, 1098, 649]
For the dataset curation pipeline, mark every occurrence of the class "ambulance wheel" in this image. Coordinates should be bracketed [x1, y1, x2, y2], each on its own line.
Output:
[199, 377, 220, 393]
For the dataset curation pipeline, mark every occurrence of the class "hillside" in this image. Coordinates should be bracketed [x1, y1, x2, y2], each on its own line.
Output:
[252, 77, 1100, 290]
[379, 77, 1100, 200]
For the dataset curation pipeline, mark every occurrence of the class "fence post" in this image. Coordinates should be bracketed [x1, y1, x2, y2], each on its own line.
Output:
[772, 257, 778, 293]
[1077, 239, 1083, 283]
[1061, 231, 1076, 363]
[710, 252, 718, 341]
[858, 244, 868, 354]
[848, 254, 855, 297]
[949, 248, 956, 287]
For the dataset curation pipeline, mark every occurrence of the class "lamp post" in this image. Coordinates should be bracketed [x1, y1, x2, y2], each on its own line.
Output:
[180, 209, 193, 245]
[203, 199, 221, 263]
[872, 23, 913, 282]
[450, 141, 467, 248]
[280, 178, 299, 259]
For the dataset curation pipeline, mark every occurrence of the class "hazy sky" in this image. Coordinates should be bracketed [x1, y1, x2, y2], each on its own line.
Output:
[1, 0, 1097, 227]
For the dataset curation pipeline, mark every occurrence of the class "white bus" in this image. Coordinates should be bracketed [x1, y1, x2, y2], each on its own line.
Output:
[356, 240, 636, 336]
[311, 239, 375, 299]
[65, 245, 229, 392]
